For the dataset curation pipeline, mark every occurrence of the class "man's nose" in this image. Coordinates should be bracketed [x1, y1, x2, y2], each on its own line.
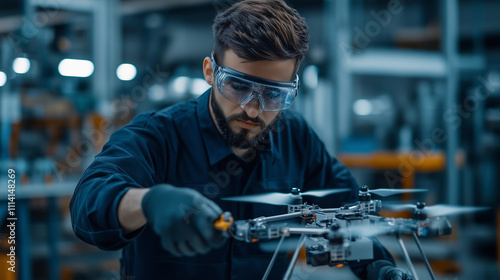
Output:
[241, 96, 263, 119]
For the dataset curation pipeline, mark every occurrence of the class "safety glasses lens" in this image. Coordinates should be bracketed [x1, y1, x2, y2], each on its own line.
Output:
[220, 77, 253, 101]
[218, 74, 296, 111]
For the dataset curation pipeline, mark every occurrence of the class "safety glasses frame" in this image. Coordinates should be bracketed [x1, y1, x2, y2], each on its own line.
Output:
[211, 53, 299, 111]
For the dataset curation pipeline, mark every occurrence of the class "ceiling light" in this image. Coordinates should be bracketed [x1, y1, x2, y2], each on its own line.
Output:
[13, 57, 30, 74]
[0, 71, 6, 87]
[116, 63, 137, 81]
[58, 58, 94, 78]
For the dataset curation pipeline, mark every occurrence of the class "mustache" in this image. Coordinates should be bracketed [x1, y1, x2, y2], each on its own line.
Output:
[227, 112, 265, 128]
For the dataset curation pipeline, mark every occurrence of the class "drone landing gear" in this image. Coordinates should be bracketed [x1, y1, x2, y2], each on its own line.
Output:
[262, 235, 286, 280]
[396, 233, 437, 280]
[261, 234, 306, 280]
[283, 234, 306, 280]
[412, 232, 437, 280]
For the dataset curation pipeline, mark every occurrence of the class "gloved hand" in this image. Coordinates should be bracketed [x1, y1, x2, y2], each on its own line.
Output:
[367, 260, 415, 280]
[141, 184, 227, 257]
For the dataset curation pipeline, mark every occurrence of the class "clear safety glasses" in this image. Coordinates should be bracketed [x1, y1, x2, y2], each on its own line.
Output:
[211, 53, 299, 111]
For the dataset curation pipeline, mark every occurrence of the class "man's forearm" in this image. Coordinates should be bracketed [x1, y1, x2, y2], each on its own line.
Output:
[118, 188, 150, 234]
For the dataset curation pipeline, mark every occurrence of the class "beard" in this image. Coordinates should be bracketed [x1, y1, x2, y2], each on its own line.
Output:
[210, 90, 280, 149]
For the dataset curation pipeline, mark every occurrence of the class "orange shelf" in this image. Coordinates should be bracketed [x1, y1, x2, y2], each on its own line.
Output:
[338, 150, 465, 200]
[338, 151, 465, 172]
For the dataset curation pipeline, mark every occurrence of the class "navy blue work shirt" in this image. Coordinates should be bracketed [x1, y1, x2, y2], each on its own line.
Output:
[70, 89, 394, 279]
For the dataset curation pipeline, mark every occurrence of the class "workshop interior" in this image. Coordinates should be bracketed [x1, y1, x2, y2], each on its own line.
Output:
[0, 0, 499, 279]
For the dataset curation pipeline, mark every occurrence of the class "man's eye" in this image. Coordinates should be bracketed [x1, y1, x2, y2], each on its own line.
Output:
[228, 81, 251, 91]
[264, 89, 283, 100]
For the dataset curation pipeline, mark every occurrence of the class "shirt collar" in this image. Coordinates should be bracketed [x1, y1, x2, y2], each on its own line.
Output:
[196, 89, 234, 166]
[264, 116, 280, 163]
[196, 88, 279, 165]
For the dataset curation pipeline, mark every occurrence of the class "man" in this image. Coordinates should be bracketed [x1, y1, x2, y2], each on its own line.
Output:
[70, 0, 413, 279]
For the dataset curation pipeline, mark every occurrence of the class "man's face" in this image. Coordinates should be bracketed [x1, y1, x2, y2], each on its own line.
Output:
[208, 50, 296, 149]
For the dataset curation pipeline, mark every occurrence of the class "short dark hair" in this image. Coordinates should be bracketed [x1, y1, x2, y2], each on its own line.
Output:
[213, 0, 309, 74]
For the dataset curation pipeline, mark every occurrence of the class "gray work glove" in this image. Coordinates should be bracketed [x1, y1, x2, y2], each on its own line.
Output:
[367, 260, 415, 280]
[141, 184, 227, 257]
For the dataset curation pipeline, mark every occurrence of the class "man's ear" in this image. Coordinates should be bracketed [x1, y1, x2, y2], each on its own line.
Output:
[203, 57, 214, 85]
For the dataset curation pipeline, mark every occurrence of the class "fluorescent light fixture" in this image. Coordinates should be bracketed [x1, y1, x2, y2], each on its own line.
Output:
[148, 84, 167, 101]
[353, 99, 373, 116]
[172, 76, 190, 94]
[13, 57, 30, 74]
[303, 65, 318, 89]
[191, 78, 210, 96]
[0, 71, 6, 87]
[116, 63, 137, 81]
[58, 58, 94, 77]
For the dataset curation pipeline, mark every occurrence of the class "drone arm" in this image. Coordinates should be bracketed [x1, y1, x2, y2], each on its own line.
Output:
[321, 207, 341, 213]
[284, 227, 330, 236]
[365, 214, 382, 221]
[256, 212, 302, 223]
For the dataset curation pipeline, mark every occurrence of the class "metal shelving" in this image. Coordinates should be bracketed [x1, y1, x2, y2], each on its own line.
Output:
[326, 0, 477, 206]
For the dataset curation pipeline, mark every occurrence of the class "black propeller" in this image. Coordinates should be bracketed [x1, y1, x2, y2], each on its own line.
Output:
[360, 185, 428, 197]
[222, 188, 351, 206]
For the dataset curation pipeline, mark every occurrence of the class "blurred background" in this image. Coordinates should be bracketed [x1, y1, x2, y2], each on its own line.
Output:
[0, 0, 499, 279]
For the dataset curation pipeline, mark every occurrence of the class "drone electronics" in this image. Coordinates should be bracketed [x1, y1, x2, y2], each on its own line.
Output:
[213, 186, 488, 280]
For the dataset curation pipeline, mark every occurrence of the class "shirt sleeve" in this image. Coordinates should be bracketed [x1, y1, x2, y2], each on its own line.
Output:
[69, 112, 169, 250]
[298, 117, 396, 279]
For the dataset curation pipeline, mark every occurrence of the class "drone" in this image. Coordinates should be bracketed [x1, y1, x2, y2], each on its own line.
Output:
[213, 186, 488, 280]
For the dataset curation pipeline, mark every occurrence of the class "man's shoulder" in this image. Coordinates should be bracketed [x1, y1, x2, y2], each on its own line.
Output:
[155, 99, 198, 121]
[277, 110, 324, 150]
[280, 109, 310, 132]
[131, 99, 198, 128]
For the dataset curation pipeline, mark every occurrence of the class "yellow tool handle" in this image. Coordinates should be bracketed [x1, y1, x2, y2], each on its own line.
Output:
[214, 211, 234, 232]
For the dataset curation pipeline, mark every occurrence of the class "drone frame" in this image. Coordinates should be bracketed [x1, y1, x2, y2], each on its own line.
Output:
[216, 186, 487, 280]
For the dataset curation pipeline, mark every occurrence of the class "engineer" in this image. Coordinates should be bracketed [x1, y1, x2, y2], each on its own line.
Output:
[70, 1, 413, 279]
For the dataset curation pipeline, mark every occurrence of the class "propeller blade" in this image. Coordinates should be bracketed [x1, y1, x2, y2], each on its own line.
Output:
[369, 188, 428, 197]
[301, 188, 351, 197]
[221, 192, 297, 205]
[383, 203, 417, 211]
[424, 204, 489, 217]
[383, 203, 489, 217]
[222, 188, 351, 205]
